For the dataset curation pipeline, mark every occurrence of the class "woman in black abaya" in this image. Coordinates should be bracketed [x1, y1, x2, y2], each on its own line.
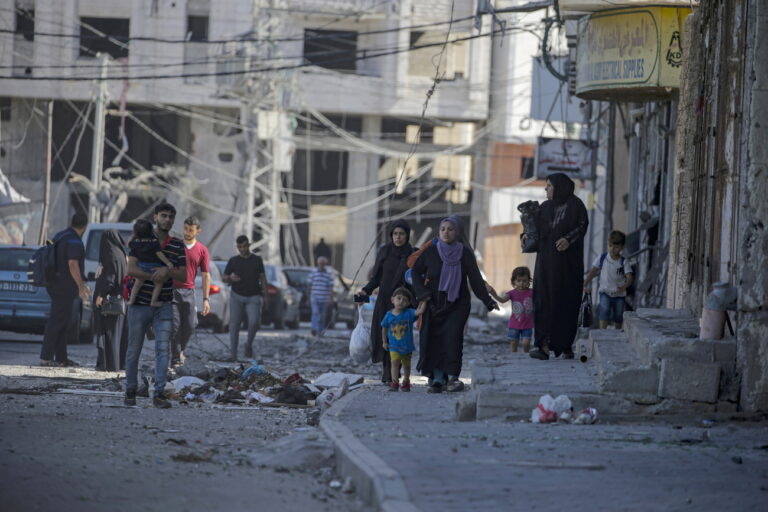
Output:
[527, 173, 589, 360]
[94, 230, 128, 371]
[412, 216, 498, 393]
[356, 220, 415, 383]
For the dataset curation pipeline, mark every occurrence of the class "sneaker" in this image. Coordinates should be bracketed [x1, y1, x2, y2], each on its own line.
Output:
[124, 390, 137, 406]
[427, 383, 443, 394]
[388, 381, 399, 392]
[446, 379, 465, 392]
[529, 348, 550, 360]
[153, 393, 172, 409]
[401, 381, 411, 392]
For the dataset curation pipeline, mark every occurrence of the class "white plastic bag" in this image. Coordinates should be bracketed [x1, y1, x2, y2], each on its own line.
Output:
[317, 378, 350, 411]
[349, 306, 370, 364]
[531, 394, 572, 423]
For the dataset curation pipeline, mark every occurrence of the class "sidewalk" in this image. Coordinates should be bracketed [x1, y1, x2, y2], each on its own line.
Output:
[321, 356, 768, 512]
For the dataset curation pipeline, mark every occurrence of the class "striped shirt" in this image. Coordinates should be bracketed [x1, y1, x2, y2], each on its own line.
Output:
[309, 268, 334, 302]
[129, 236, 186, 305]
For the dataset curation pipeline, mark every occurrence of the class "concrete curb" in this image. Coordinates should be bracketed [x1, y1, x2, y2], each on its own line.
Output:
[320, 387, 420, 512]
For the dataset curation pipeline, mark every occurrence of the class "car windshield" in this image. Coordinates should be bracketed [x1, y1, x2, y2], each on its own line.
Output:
[0, 248, 35, 271]
[85, 229, 132, 261]
[283, 269, 311, 287]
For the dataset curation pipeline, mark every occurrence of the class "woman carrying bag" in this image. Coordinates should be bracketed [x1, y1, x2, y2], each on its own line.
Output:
[94, 229, 129, 371]
[355, 220, 415, 384]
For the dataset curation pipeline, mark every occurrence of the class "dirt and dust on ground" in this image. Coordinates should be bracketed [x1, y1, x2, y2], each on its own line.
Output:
[0, 314, 512, 512]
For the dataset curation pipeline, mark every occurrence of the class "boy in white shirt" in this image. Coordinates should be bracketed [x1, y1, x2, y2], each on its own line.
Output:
[583, 230, 634, 329]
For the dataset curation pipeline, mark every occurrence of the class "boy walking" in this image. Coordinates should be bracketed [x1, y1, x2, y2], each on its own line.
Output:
[381, 287, 426, 392]
[171, 216, 211, 367]
[583, 230, 634, 329]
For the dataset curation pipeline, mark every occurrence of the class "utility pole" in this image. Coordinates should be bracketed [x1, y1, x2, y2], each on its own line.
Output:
[89, 53, 109, 224]
[38, 100, 53, 244]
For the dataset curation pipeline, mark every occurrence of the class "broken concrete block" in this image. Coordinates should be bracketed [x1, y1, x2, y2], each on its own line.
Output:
[658, 359, 720, 403]
[455, 393, 477, 422]
[312, 372, 364, 388]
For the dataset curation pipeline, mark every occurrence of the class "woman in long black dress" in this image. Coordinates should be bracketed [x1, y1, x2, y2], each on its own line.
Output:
[356, 220, 415, 383]
[94, 230, 128, 371]
[527, 173, 589, 360]
[412, 216, 498, 393]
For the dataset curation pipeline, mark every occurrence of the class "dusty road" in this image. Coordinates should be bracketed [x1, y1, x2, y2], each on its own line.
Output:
[0, 323, 379, 512]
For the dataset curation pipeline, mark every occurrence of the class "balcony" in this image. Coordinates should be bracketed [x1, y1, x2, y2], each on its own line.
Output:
[282, 0, 391, 16]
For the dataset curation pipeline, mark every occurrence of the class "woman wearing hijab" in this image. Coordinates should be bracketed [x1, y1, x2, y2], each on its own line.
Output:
[356, 220, 415, 383]
[412, 216, 498, 393]
[527, 173, 589, 360]
[94, 229, 128, 371]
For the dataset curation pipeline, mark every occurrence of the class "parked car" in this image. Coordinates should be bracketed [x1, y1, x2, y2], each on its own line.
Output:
[262, 264, 301, 330]
[0, 244, 92, 343]
[194, 262, 229, 333]
[282, 266, 356, 329]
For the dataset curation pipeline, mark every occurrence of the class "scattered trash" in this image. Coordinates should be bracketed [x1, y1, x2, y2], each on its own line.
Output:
[276, 385, 310, 405]
[573, 408, 598, 425]
[702, 419, 716, 428]
[283, 373, 304, 386]
[164, 438, 189, 446]
[216, 389, 246, 404]
[313, 372, 364, 389]
[174, 359, 210, 381]
[316, 378, 350, 411]
[329, 479, 342, 489]
[349, 306, 370, 364]
[242, 363, 268, 380]
[531, 394, 572, 424]
[171, 449, 216, 463]
[249, 391, 275, 404]
[170, 376, 207, 392]
[341, 476, 355, 493]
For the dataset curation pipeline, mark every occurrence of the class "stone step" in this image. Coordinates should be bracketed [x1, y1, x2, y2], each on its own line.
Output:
[623, 308, 700, 365]
[592, 333, 659, 397]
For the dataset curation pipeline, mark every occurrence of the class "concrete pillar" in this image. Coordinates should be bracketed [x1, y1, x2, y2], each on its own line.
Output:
[342, 115, 381, 280]
[737, 1, 768, 412]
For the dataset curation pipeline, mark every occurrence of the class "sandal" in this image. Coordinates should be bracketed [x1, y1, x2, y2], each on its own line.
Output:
[39, 360, 63, 367]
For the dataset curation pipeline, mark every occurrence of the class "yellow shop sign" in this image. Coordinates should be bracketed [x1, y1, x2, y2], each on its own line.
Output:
[575, 7, 691, 100]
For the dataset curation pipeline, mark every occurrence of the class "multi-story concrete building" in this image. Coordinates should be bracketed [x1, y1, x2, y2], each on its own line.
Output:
[0, 0, 497, 278]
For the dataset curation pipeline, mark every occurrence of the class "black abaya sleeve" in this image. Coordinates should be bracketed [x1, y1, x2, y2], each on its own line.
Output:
[362, 245, 386, 295]
[411, 251, 431, 302]
[562, 197, 589, 245]
[463, 247, 494, 308]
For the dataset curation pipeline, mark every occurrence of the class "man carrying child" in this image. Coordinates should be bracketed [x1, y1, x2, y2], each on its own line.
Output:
[583, 230, 634, 330]
[124, 204, 187, 408]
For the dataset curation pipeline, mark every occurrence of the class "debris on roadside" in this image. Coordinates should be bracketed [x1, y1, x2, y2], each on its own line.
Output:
[530, 395, 598, 425]
[170, 449, 216, 463]
[312, 372, 363, 388]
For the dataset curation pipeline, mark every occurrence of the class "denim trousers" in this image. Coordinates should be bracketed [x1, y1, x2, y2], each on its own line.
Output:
[311, 299, 329, 333]
[229, 292, 262, 358]
[599, 292, 626, 324]
[125, 303, 173, 394]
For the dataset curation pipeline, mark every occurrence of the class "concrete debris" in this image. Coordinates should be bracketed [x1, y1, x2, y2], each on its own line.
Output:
[312, 372, 363, 388]
[341, 477, 354, 493]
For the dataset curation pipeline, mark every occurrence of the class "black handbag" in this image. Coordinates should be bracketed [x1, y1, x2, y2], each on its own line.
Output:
[578, 292, 593, 328]
[100, 294, 126, 316]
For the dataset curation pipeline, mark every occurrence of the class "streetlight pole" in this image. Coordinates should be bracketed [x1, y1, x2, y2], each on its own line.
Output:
[38, 99, 53, 244]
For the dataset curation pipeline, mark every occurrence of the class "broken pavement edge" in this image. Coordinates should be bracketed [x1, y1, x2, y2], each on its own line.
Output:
[320, 387, 420, 512]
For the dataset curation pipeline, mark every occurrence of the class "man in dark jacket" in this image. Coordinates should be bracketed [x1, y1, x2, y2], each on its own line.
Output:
[39, 213, 89, 367]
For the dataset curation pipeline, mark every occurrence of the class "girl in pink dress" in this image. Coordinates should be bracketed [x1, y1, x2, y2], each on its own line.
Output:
[487, 267, 534, 352]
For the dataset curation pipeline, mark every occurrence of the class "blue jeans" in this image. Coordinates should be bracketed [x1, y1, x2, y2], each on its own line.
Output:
[125, 303, 173, 394]
[311, 298, 329, 333]
[507, 328, 533, 340]
[599, 293, 626, 324]
[229, 292, 262, 359]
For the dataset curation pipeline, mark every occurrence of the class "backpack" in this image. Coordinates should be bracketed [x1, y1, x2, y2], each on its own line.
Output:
[597, 253, 636, 297]
[406, 238, 434, 269]
[28, 231, 72, 287]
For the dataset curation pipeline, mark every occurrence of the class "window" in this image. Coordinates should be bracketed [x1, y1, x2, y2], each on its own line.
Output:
[409, 30, 468, 79]
[80, 17, 130, 59]
[15, 7, 34, 41]
[303, 29, 357, 71]
[186, 16, 208, 42]
[0, 97, 10, 122]
[521, 157, 535, 179]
